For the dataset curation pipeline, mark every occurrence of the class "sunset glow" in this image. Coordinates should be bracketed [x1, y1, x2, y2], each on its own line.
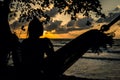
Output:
[10, 0, 120, 39]
[14, 23, 120, 39]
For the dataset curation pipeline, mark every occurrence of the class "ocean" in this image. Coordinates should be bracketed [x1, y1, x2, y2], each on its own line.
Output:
[9, 39, 120, 80]
[51, 39, 120, 80]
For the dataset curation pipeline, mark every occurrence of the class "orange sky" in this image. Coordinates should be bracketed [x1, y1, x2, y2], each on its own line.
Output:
[14, 25, 89, 39]
[15, 23, 120, 39]
[10, 0, 120, 39]
[41, 29, 89, 39]
[15, 29, 85, 39]
[44, 26, 119, 39]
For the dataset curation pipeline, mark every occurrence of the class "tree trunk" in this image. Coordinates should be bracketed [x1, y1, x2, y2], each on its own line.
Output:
[0, 1, 13, 75]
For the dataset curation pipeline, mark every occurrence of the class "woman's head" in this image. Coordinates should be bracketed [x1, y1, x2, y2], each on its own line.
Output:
[28, 16, 43, 38]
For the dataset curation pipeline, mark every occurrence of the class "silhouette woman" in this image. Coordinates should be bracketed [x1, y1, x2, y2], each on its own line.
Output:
[21, 16, 54, 79]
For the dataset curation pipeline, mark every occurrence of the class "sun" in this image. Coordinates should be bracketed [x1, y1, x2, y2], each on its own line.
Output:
[41, 31, 58, 39]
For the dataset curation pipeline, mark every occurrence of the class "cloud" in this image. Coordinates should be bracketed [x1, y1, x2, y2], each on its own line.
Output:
[10, 20, 28, 29]
[45, 16, 94, 34]
[56, 27, 68, 34]
[97, 6, 120, 23]
[67, 20, 75, 27]
[76, 17, 93, 28]
[67, 17, 93, 30]
[45, 20, 62, 31]
[10, 21, 21, 29]
[10, 14, 94, 35]
[113, 5, 120, 12]
[45, 7, 58, 17]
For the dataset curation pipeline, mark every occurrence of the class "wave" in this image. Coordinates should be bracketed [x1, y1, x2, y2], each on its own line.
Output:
[107, 50, 120, 53]
[82, 56, 120, 61]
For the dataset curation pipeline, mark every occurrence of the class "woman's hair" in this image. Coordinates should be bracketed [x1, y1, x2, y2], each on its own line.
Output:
[28, 16, 43, 38]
